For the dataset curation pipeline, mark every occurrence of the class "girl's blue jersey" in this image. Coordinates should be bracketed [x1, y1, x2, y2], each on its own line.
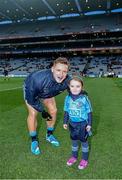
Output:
[64, 94, 92, 123]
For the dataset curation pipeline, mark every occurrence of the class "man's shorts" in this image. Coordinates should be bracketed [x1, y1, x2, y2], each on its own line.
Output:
[69, 121, 88, 142]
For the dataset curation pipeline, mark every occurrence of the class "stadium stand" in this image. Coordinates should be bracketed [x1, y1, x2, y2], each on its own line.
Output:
[0, 56, 122, 77]
[0, 14, 122, 37]
[0, 0, 122, 78]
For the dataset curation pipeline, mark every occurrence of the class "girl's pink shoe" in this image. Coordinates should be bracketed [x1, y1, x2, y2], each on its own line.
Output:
[78, 159, 88, 169]
[67, 157, 77, 166]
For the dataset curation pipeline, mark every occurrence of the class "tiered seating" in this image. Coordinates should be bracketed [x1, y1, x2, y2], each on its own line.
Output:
[86, 56, 122, 77]
[69, 57, 87, 74]
[0, 56, 122, 77]
[86, 57, 108, 77]
[0, 14, 121, 37]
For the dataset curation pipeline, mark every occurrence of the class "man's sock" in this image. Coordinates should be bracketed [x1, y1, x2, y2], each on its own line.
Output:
[47, 127, 54, 137]
[30, 131, 37, 142]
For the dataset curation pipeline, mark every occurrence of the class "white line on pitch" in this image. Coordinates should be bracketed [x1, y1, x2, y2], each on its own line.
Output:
[0, 87, 22, 92]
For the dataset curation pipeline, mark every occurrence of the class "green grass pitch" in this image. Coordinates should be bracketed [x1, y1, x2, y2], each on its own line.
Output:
[0, 77, 122, 179]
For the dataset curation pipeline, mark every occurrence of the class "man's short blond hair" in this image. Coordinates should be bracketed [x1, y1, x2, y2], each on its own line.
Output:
[53, 57, 70, 68]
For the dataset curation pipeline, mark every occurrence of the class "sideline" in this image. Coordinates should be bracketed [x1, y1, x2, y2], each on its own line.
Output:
[0, 87, 22, 92]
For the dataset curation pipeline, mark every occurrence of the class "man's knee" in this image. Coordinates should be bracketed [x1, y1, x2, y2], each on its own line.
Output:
[25, 101, 38, 118]
[50, 108, 57, 116]
[28, 111, 37, 119]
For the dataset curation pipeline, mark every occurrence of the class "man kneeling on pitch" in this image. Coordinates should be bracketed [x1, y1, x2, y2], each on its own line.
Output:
[23, 57, 70, 155]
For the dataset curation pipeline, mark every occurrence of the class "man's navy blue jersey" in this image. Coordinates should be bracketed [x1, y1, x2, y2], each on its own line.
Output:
[24, 69, 70, 112]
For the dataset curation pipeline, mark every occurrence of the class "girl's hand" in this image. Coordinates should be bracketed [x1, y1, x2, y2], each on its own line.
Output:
[63, 124, 68, 129]
[86, 125, 91, 132]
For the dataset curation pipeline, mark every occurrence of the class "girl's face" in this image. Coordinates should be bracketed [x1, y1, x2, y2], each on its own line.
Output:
[69, 79, 83, 95]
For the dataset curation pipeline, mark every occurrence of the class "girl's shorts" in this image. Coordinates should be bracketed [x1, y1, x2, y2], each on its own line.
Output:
[69, 121, 88, 142]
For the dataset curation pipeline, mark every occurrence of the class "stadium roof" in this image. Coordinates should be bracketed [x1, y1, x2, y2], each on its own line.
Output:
[0, 0, 122, 24]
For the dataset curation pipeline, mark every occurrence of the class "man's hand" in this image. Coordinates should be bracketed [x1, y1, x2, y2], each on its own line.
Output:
[42, 110, 52, 121]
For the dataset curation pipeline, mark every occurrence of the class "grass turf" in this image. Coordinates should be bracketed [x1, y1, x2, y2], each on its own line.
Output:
[0, 77, 122, 179]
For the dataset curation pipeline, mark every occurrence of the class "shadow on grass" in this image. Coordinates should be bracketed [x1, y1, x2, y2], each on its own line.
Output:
[0, 89, 24, 112]
[113, 78, 122, 90]
[88, 95, 102, 155]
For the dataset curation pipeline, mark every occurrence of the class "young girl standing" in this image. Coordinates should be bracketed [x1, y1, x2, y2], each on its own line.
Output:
[63, 76, 92, 169]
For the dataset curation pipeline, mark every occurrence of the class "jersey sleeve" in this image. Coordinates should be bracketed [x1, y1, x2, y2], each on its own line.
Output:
[63, 111, 69, 124]
[88, 112, 92, 126]
[84, 96, 92, 125]
[84, 96, 92, 113]
[63, 95, 70, 124]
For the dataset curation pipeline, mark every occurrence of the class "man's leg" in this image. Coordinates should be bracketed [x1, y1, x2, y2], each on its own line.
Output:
[25, 101, 41, 155]
[43, 97, 59, 146]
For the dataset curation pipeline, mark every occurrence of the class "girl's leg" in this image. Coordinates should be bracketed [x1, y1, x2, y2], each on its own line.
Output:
[67, 139, 79, 166]
[81, 141, 89, 161]
[72, 140, 79, 158]
[78, 141, 89, 169]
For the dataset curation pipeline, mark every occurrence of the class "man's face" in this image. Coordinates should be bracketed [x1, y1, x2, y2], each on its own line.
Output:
[51, 63, 68, 83]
